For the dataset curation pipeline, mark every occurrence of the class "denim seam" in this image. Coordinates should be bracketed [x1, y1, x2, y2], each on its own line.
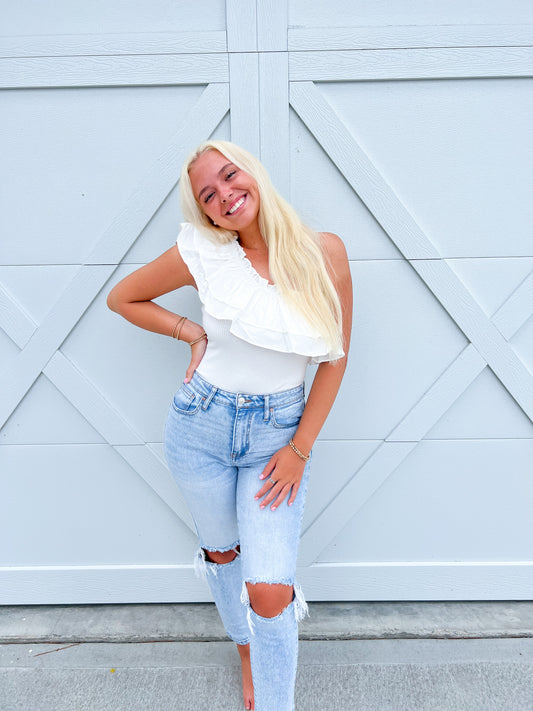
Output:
[172, 400, 202, 416]
[228, 634, 251, 646]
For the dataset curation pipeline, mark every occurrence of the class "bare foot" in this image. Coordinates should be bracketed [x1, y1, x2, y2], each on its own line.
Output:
[237, 643, 254, 710]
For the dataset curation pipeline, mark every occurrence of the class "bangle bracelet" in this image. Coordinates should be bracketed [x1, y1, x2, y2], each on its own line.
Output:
[172, 315, 187, 340]
[188, 332, 208, 347]
[288, 439, 310, 462]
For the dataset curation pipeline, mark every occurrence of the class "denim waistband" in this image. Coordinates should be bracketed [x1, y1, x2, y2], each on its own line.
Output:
[188, 371, 304, 411]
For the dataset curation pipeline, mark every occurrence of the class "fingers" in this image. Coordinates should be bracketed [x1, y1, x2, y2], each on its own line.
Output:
[255, 446, 305, 510]
[254, 477, 276, 502]
[259, 456, 277, 482]
[184, 359, 196, 383]
[287, 480, 301, 507]
[183, 340, 207, 383]
[255, 474, 300, 511]
[256, 479, 291, 511]
[270, 483, 293, 511]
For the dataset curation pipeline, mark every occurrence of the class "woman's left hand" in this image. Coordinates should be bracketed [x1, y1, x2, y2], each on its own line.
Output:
[255, 445, 307, 511]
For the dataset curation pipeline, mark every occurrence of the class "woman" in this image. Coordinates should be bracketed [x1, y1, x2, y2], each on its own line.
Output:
[107, 140, 352, 710]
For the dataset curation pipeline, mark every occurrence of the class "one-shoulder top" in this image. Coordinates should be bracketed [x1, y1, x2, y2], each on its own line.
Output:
[177, 222, 343, 394]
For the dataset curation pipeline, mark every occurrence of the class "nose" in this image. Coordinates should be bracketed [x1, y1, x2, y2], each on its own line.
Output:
[221, 189, 233, 203]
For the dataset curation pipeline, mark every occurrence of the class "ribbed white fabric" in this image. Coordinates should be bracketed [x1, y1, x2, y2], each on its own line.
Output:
[196, 310, 309, 394]
[177, 223, 343, 393]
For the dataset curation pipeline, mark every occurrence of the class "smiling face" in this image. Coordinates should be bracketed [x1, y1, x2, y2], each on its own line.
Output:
[188, 149, 261, 234]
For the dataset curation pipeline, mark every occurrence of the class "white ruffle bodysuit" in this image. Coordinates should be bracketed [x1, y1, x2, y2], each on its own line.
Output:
[177, 223, 343, 394]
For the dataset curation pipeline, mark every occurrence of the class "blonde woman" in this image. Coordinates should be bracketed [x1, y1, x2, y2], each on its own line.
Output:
[107, 141, 352, 710]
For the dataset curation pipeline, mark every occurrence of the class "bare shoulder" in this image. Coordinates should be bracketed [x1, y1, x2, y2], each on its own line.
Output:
[319, 232, 349, 270]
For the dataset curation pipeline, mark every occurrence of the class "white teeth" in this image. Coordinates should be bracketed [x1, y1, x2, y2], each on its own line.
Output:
[228, 197, 245, 214]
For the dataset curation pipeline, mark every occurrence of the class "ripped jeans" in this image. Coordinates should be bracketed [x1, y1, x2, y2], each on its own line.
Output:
[164, 371, 311, 711]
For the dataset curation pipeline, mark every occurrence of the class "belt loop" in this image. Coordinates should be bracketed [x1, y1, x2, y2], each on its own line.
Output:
[202, 385, 217, 411]
[263, 394, 270, 421]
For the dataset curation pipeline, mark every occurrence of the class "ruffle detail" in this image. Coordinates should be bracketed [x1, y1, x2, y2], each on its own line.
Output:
[177, 223, 343, 363]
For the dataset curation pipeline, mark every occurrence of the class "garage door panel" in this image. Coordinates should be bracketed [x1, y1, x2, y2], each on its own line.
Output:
[448, 259, 533, 320]
[1, 374, 105, 445]
[0, 267, 80, 324]
[2, 1, 228, 37]
[289, 111, 403, 260]
[60, 272, 200, 444]
[122, 119, 232, 264]
[426, 367, 533, 440]
[302, 440, 381, 534]
[1, 85, 208, 265]
[320, 260, 468, 440]
[316, 78, 533, 259]
[288, 0, 533, 28]
[1, 0, 531, 603]
[316, 439, 533, 564]
[0, 444, 198, 566]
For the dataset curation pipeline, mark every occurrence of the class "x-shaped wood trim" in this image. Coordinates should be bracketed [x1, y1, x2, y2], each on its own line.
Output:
[290, 81, 533, 565]
[0, 84, 229, 532]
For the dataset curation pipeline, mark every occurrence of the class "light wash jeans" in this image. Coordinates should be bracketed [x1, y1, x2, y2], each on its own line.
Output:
[164, 371, 311, 711]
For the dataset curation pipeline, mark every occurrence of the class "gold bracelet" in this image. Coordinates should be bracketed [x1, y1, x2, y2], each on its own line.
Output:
[171, 315, 187, 340]
[188, 332, 208, 347]
[288, 439, 310, 462]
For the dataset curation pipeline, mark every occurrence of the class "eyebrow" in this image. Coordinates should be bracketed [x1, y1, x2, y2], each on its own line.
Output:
[197, 163, 235, 201]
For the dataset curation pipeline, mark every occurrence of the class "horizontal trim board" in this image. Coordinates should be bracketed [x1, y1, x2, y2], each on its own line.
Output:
[289, 24, 533, 51]
[1, 437, 532, 448]
[3, 256, 533, 266]
[1, 562, 532, 604]
[0, 31, 227, 58]
[0, 54, 229, 88]
[300, 562, 533, 601]
[289, 47, 533, 81]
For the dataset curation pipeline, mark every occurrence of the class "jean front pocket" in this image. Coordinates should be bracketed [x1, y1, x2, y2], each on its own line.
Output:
[270, 397, 305, 429]
[171, 385, 203, 415]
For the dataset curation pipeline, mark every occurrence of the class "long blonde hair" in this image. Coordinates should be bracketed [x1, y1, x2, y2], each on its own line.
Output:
[179, 140, 343, 356]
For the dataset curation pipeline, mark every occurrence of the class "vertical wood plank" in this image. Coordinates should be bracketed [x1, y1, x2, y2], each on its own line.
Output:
[259, 52, 290, 197]
[226, 0, 257, 52]
[257, 0, 288, 51]
[229, 52, 261, 155]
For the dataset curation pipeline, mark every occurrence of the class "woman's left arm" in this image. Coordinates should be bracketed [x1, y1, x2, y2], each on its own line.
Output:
[256, 233, 353, 510]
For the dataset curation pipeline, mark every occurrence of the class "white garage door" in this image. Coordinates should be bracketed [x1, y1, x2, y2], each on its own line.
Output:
[1, 0, 532, 603]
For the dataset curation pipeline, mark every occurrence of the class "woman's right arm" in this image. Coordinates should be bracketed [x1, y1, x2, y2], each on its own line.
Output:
[107, 244, 206, 381]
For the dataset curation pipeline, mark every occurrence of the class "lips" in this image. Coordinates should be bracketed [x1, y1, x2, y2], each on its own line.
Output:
[226, 194, 246, 215]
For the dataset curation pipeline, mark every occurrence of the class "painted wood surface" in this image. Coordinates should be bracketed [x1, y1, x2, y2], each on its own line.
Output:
[1, 0, 532, 604]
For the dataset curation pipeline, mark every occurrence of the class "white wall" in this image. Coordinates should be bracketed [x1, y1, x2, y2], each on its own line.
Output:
[1, 0, 532, 603]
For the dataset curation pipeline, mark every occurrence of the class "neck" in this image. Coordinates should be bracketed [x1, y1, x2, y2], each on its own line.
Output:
[237, 223, 267, 251]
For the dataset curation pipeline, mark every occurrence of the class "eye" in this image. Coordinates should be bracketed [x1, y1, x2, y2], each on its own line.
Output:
[225, 169, 237, 181]
[204, 191, 215, 203]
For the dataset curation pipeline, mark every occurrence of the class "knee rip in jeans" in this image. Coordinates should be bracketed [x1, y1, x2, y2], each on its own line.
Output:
[193, 543, 240, 579]
[240, 580, 309, 633]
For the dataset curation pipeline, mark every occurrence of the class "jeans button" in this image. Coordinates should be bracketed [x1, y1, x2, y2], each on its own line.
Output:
[237, 396, 245, 406]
